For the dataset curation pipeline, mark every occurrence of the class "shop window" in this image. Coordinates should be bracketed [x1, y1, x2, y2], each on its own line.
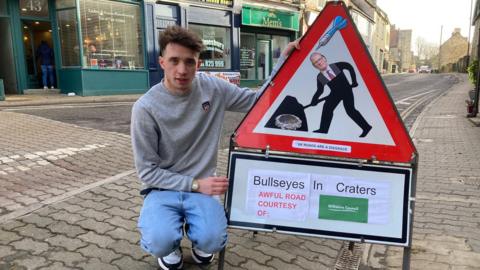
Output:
[272, 35, 289, 67]
[57, 9, 80, 66]
[20, 0, 49, 18]
[189, 24, 231, 70]
[240, 33, 255, 80]
[156, 4, 178, 18]
[352, 12, 371, 43]
[80, 0, 144, 69]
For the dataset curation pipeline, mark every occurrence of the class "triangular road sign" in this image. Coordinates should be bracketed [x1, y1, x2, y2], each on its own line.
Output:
[233, 1, 417, 163]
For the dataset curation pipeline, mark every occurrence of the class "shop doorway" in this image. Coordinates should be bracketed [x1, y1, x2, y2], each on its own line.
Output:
[240, 31, 292, 87]
[257, 40, 271, 81]
[22, 20, 55, 89]
[0, 17, 17, 94]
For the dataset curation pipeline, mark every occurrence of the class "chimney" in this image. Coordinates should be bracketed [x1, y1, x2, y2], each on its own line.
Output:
[452, 28, 461, 36]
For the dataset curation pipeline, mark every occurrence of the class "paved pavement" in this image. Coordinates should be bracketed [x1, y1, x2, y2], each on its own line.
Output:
[1, 75, 480, 270]
[0, 89, 140, 108]
[362, 76, 480, 269]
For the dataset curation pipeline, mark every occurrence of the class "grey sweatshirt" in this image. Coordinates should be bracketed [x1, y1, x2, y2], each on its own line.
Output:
[131, 55, 286, 193]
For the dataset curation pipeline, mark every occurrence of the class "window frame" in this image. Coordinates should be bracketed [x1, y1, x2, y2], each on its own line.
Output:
[189, 23, 233, 70]
[78, 0, 145, 70]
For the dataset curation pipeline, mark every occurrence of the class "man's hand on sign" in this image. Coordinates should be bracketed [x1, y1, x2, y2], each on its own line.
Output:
[197, 176, 229, 195]
[282, 39, 301, 57]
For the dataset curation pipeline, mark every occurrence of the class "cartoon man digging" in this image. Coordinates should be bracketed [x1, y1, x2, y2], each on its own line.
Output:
[309, 52, 372, 137]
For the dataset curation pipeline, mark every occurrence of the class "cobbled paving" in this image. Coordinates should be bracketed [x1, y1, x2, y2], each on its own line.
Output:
[0, 112, 343, 269]
[0, 112, 133, 217]
[3, 75, 478, 270]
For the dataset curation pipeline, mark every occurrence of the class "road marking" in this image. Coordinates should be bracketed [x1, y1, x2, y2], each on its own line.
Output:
[0, 144, 109, 175]
[394, 89, 438, 105]
[400, 93, 435, 119]
[0, 169, 136, 224]
[408, 90, 447, 137]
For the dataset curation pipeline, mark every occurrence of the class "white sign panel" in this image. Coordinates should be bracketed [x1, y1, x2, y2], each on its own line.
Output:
[246, 169, 311, 222]
[252, 20, 395, 146]
[226, 151, 412, 246]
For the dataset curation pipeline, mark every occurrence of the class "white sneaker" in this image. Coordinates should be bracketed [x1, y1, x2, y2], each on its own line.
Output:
[191, 246, 214, 265]
[43, 86, 48, 90]
[50, 86, 55, 89]
[158, 247, 183, 270]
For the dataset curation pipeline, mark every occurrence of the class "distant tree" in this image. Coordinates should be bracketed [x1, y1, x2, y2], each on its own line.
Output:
[416, 37, 426, 59]
[415, 37, 439, 61]
[424, 44, 439, 61]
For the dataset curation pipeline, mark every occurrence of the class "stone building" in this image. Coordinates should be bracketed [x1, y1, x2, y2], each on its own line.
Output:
[388, 25, 401, 73]
[302, 0, 327, 32]
[372, 6, 390, 73]
[348, 0, 375, 58]
[436, 28, 469, 72]
[471, 0, 480, 60]
[388, 26, 412, 72]
[398, 29, 413, 72]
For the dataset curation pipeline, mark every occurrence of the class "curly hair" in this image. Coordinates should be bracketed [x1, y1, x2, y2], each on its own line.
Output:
[159, 25, 204, 56]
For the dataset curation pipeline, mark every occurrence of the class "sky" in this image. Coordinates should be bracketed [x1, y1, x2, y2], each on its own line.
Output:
[376, 0, 474, 52]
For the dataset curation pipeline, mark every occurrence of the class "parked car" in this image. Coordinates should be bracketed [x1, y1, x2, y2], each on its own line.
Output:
[418, 66, 431, 73]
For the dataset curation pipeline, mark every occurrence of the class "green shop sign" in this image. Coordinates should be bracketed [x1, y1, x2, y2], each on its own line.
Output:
[242, 5, 299, 31]
[318, 195, 369, 223]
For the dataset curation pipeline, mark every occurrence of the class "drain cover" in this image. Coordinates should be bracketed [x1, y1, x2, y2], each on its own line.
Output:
[334, 242, 364, 270]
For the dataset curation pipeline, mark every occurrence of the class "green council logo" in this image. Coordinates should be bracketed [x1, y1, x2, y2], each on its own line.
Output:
[319, 195, 368, 223]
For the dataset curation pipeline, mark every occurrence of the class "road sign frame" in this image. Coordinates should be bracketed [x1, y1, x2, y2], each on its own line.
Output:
[233, 1, 417, 163]
[225, 150, 413, 246]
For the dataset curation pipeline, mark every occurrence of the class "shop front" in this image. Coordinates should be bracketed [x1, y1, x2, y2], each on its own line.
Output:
[0, 0, 17, 95]
[56, 0, 147, 96]
[0, 0, 53, 95]
[240, 4, 300, 87]
[1, 0, 147, 96]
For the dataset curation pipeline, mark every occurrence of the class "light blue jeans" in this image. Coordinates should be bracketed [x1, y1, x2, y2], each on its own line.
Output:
[138, 190, 227, 257]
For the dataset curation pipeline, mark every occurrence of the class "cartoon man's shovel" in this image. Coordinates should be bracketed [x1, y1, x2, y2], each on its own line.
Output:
[302, 96, 329, 109]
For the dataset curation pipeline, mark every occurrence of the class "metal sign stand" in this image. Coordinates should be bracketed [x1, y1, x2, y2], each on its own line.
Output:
[216, 148, 418, 270]
[218, 247, 226, 270]
[216, 1, 418, 267]
[401, 154, 418, 270]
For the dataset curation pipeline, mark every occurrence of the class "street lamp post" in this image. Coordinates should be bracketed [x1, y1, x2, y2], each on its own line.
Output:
[438, 25, 443, 72]
[467, 0, 474, 66]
